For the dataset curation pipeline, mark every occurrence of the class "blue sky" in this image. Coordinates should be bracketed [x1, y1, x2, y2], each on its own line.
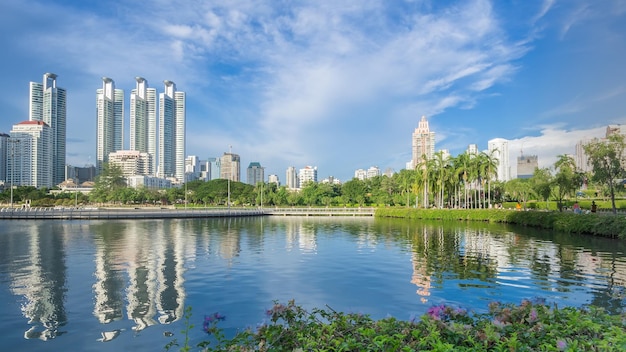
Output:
[1, 0, 625, 182]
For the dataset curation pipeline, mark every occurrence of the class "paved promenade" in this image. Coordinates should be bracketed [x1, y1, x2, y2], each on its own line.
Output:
[0, 207, 375, 220]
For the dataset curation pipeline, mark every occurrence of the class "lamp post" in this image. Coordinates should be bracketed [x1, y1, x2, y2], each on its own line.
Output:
[227, 145, 232, 213]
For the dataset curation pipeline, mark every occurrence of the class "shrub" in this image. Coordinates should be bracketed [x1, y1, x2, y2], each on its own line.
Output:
[171, 300, 626, 351]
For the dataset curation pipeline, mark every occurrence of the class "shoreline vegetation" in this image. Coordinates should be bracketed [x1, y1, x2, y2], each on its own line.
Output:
[171, 299, 626, 351]
[375, 207, 626, 239]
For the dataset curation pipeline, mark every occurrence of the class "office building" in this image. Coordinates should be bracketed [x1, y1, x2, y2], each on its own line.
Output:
[9, 121, 53, 188]
[298, 166, 317, 186]
[220, 152, 240, 182]
[185, 155, 200, 182]
[411, 115, 436, 168]
[130, 77, 157, 175]
[517, 154, 538, 179]
[246, 162, 265, 185]
[108, 150, 152, 177]
[286, 166, 298, 190]
[96, 77, 124, 173]
[29, 73, 66, 185]
[488, 138, 510, 182]
[65, 164, 96, 184]
[208, 157, 220, 180]
[158, 81, 185, 181]
[268, 174, 279, 186]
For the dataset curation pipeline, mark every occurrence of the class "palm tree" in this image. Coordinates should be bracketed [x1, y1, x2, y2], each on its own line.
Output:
[477, 150, 499, 208]
[432, 151, 449, 208]
[453, 153, 471, 208]
[415, 155, 435, 208]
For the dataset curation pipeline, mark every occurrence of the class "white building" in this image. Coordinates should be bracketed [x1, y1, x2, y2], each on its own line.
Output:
[298, 166, 317, 186]
[130, 77, 157, 175]
[467, 144, 478, 156]
[30, 73, 66, 185]
[96, 77, 124, 173]
[9, 121, 53, 188]
[127, 175, 172, 189]
[158, 80, 185, 182]
[185, 155, 201, 182]
[488, 138, 510, 182]
[268, 174, 279, 186]
[367, 166, 381, 179]
[108, 150, 152, 177]
[354, 169, 367, 180]
[286, 166, 298, 190]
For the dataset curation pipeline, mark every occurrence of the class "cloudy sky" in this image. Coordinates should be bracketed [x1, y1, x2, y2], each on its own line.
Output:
[1, 0, 625, 181]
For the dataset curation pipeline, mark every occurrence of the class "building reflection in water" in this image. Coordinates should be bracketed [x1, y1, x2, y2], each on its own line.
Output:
[8, 223, 68, 340]
[91, 220, 189, 336]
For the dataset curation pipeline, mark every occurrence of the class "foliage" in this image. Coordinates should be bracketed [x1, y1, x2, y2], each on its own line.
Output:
[170, 299, 626, 351]
[583, 134, 626, 214]
[375, 208, 626, 239]
[553, 155, 584, 212]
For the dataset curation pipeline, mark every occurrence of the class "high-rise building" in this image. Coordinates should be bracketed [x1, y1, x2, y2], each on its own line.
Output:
[29, 73, 66, 185]
[488, 138, 510, 182]
[220, 152, 240, 181]
[354, 169, 367, 180]
[286, 166, 298, 189]
[367, 166, 381, 179]
[108, 150, 152, 177]
[158, 81, 185, 181]
[130, 77, 157, 175]
[467, 144, 478, 156]
[246, 162, 265, 185]
[299, 166, 317, 186]
[208, 157, 220, 180]
[268, 174, 279, 186]
[517, 154, 538, 179]
[575, 138, 596, 173]
[9, 121, 53, 188]
[185, 155, 200, 182]
[96, 77, 124, 174]
[411, 115, 436, 168]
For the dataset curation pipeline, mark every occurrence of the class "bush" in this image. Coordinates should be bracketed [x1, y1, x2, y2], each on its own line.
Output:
[375, 208, 626, 239]
[170, 300, 626, 351]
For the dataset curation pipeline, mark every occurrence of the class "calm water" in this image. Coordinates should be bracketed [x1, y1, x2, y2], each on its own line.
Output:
[0, 216, 625, 351]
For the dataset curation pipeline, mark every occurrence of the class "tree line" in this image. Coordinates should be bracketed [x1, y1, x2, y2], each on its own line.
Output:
[2, 134, 624, 212]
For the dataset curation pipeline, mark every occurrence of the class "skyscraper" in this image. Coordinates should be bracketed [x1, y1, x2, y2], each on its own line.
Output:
[411, 116, 436, 168]
[220, 152, 240, 181]
[130, 77, 157, 175]
[158, 81, 185, 181]
[488, 138, 510, 182]
[29, 73, 66, 185]
[96, 77, 124, 173]
[286, 166, 298, 190]
[246, 162, 265, 185]
[9, 121, 53, 188]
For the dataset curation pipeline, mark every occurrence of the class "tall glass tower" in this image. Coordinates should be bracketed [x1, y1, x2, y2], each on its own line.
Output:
[29, 73, 66, 185]
[96, 77, 124, 174]
[130, 77, 157, 175]
[158, 81, 185, 181]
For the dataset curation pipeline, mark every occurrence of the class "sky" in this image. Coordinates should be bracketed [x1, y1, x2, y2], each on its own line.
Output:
[1, 0, 625, 182]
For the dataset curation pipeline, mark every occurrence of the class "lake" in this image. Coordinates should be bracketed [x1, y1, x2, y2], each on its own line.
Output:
[0, 216, 624, 351]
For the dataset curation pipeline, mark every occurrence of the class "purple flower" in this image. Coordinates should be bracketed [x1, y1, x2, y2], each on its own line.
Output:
[203, 312, 226, 333]
[427, 305, 447, 320]
[528, 308, 538, 322]
[557, 339, 568, 350]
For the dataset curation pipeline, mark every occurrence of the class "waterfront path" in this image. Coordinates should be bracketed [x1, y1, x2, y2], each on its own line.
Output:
[0, 207, 375, 220]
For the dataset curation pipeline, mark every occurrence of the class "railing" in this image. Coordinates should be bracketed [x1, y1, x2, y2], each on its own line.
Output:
[0, 206, 376, 220]
[263, 207, 375, 216]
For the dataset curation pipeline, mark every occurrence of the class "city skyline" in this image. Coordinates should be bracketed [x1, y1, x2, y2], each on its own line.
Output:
[1, 1, 625, 182]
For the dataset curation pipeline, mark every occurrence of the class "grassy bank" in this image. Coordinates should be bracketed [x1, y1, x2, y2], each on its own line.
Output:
[375, 208, 626, 239]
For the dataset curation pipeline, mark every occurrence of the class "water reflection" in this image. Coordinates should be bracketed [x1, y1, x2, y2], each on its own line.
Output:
[0, 217, 625, 351]
[0, 222, 68, 340]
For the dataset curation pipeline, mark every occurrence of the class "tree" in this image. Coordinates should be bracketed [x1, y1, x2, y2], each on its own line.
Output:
[504, 178, 534, 208]
[553, 154, 583, 212]
[584, 134, 626, 214]
[90, 163, 127, 204]
[530, 167, 553, 209]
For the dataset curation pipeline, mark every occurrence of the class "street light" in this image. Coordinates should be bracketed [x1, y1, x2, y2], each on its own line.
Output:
[227, 145, 232, 213]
